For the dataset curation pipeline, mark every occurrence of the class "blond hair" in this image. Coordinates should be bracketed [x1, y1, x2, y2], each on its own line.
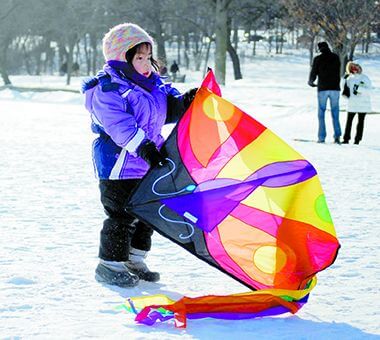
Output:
[346, 61, 362, 75]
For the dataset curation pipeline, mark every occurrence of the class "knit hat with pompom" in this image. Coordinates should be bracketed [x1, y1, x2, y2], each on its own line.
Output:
[102, 23, 154, 62]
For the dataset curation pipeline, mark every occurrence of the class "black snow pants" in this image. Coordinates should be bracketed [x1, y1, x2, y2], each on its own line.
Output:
[343, 112, 366, 144]
[98, 179, 153, 261]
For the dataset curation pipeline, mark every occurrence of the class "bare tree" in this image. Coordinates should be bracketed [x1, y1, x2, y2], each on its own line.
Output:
[168, 1, 215, 74]
[0, 0, 22, 84]
[284, 0, 380, 74]
[211, 0, 231, 85]
[227, 17, 242, 80]
[51, 0, 95, 84]
[238, 0, 270, 57]
[120, 0, 169, 64]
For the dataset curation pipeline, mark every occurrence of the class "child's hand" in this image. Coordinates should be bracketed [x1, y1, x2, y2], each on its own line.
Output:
[137, 140, 166, 167]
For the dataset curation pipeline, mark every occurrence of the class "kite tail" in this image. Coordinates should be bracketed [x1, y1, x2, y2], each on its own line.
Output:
[121, 277, 316, 328]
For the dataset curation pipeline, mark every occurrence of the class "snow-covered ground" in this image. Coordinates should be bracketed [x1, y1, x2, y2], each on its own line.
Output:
[1, 53, 380, 339]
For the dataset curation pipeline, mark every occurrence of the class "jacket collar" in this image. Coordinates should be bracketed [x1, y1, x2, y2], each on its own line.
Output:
[106, 60, 159, 92]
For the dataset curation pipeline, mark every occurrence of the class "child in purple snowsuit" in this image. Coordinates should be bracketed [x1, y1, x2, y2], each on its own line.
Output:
[82, 23, 196, 287]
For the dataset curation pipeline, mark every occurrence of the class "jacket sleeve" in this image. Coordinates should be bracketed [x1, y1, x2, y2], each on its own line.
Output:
[348, 75, 372, 96]
[359, 75, 372, 95]
[92, 87, 145, 152]
[309, 57, 318, 83]
[158, 82, 186, 124]
[166, 94, 186, 124]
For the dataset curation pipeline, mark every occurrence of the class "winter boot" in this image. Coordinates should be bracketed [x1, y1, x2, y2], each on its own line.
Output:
[125, 247, 160, 282]
[95, 260, 139, 287]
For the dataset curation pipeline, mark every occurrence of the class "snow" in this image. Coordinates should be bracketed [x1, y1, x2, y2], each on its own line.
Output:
[1, 53, 380, 339]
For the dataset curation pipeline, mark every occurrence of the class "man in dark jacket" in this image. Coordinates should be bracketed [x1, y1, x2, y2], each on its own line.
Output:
[308, 41, 342, 143]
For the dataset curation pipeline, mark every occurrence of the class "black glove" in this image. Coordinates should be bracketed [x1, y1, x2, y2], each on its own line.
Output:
[353, 84, 359, 95]
[137, 140, 166, 167]
[308, 80, 317, 87]
[183, 87, 198, 110]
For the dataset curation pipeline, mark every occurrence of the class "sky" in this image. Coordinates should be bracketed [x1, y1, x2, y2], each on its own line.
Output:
[0, 50, 379, 339]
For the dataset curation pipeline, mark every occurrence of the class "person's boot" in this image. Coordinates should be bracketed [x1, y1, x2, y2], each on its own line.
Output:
[334, 137, 341, 144]
[95, 260, 139, 287]
[125, 247, 160, 282]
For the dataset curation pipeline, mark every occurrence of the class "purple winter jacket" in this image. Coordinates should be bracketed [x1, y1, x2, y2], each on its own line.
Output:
[84, 64, 183, 179]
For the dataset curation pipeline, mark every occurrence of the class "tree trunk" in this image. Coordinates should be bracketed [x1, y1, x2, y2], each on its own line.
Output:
[184, 34, 190, 69]
[268, 35, 272, 54]
[308, 32, 318, 66]
[348, 45, 355, 62]
[45, 40, 54, 75]
[309, 38, 314, 67]
[66, 40, 75, 85]
[83, 33, 90, 75]
[253, 29, 257, 56]
[35, 51, 42, 76]
[365, 26, 371, 53]
[0, 67, 11, 85]
[214, 0, 229, 85]
[275, 19, 280, 54]
[279, 31, 284, 54]
[154, 19, 166, 65]
[291, 29, 295, 47]
[227, 17, 242, 80]
[0, 37, 11, 85]
[203, 38, 212, 77]
[194, 39, 204, 72]
[227, 42, 242, 80]
[21, 38, 32, 75]
[90, 33, 98, 75]
[177, 34, 181, 65]
[233, 19, 238, 51]
[58, 42, 67, 75]
[334, 44, 348, 77]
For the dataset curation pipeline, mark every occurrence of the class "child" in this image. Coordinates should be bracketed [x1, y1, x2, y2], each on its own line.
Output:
[82, 23, 197, 287]
[342, 62, 372, 145]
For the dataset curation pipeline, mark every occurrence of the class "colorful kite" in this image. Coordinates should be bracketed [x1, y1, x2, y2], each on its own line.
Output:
[122, 69, 340, 328]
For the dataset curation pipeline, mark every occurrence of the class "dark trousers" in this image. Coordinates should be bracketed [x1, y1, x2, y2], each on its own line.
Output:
[98, 179, 153, 261]
[343, 112, 366, 143]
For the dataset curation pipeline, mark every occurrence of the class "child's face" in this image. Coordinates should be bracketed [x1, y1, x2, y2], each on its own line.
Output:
[351, 64, 361, 74]
[132, 44, 152, 78]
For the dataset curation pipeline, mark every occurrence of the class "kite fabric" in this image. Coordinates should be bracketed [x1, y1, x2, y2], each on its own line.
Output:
[122, 69, 340, 328]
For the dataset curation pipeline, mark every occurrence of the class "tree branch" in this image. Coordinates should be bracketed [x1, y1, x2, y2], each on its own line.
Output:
[0, 1, 20, 21]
